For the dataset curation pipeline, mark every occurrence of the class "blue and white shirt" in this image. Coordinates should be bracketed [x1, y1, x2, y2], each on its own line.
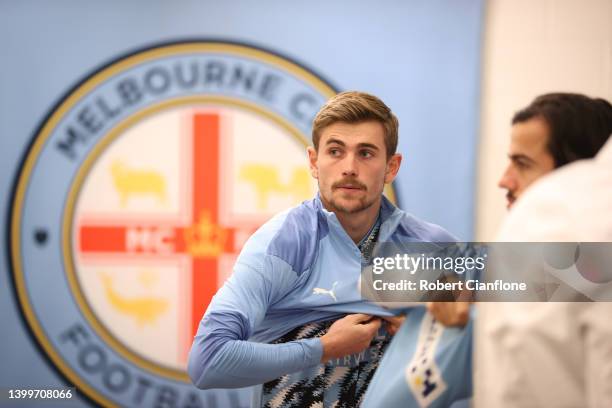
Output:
[187, 194, 455, 406]
[361, 308, 473, 408]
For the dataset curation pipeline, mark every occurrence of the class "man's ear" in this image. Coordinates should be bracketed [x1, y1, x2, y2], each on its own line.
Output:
[384, 153, 402, 184]
[307, 146, 319, 179]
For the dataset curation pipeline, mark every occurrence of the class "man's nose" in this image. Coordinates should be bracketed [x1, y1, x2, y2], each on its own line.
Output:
[341, 153, 358, 177]
[498, 165, 516, 191]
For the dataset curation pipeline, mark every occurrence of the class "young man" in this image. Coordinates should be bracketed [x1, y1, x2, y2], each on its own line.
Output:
[475, 93, 612, 407]
[188, 91, 455, 407]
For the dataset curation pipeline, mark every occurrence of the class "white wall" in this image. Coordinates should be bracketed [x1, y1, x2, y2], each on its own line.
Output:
[476, 0, 612, 240]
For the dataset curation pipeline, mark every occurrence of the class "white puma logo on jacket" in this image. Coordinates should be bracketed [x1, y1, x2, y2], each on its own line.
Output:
[312, 281, 338, 302]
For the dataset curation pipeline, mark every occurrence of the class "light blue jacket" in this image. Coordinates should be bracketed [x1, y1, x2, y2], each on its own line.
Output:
[187, 194, 455, 399]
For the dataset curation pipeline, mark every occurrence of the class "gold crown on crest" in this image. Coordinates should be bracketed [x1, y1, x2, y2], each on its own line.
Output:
[184, 211, 228, 257]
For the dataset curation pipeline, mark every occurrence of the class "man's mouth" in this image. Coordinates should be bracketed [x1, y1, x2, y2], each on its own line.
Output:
[334, 185, 366, 194]
[506, 192, 515, 209]
[333, 179, 366, 192]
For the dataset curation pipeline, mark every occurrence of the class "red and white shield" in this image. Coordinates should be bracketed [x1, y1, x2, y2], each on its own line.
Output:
[72, 100, 317, 374]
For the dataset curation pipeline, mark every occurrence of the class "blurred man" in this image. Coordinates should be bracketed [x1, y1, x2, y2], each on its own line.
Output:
[188, 91, 455, 407]
[499, 93, 612, 208]
[475, 93, 612, 407]
[429, 93, 612, 326]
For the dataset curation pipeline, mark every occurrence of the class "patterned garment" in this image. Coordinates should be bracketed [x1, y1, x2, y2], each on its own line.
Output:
[262, 319, 392, 408]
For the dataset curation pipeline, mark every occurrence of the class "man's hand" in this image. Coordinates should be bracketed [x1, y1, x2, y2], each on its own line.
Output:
[426, 302, 470, 327]
[382, 315, 405, 335]
[320, 314, 381, 363]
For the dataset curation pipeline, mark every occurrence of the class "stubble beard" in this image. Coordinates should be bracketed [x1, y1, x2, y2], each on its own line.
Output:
[329, 195, 374, 214]
[321, 184, 381, 215]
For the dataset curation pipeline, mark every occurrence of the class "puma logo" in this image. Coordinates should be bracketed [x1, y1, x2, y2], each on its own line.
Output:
[313, 281, 338, 302]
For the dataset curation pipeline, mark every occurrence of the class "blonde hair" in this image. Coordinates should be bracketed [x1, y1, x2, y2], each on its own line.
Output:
[312, 91, 399, 158]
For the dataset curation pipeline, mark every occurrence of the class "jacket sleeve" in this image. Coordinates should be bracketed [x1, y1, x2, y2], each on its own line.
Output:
[187, 255, 323, 389]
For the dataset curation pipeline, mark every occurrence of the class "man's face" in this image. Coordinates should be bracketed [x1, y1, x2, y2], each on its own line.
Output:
[307, 121, 401, 215]
[498, 117, 555, 209]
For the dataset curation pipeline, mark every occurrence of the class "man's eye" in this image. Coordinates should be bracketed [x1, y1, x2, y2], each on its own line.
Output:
[510, 158, 530, 170]
[329, 148, 341, 156]
[360, 150, 373, 158]
[515, 161, 529, 170]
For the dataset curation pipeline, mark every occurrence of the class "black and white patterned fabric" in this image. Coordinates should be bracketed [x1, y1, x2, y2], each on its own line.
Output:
[261, 319, 391, 408]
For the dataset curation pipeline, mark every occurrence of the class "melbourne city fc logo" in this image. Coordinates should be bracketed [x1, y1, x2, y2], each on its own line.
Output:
[9, 41, 338, 407]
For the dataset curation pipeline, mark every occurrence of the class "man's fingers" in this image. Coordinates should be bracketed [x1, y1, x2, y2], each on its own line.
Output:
[426, 302, 470, 327]
[362, 317, 381, 334]
[385, 321, 398, 335]
[382, 315, 405, 325]
[458, 302, 471, 312]
[347, 313, 373, 323]
[383, 315, 405, 335]
[456, 302, 470, 321]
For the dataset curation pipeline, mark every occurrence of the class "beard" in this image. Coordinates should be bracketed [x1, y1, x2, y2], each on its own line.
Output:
[320, 178, 381, 215]
[327, 193, 376, 214]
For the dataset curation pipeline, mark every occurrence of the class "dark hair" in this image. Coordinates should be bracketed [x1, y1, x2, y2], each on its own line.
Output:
[512, 93, 612, 168]
[312, 91, 399, 159]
